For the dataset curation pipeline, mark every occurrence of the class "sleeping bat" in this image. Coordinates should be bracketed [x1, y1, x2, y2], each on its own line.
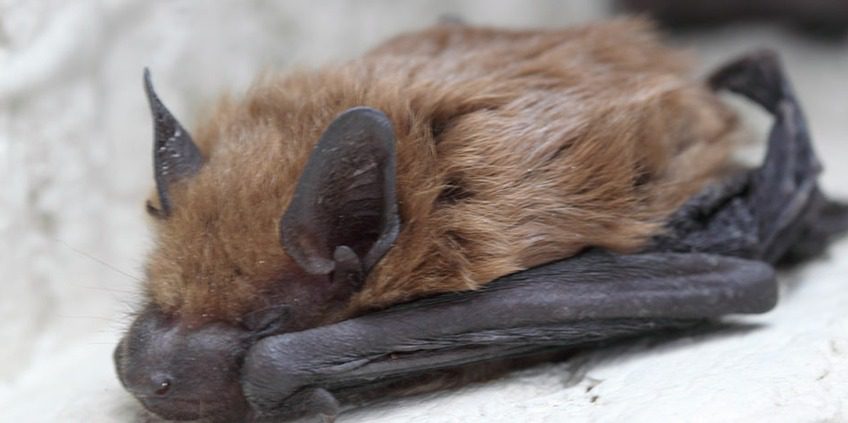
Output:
[113, 19, 848, 422]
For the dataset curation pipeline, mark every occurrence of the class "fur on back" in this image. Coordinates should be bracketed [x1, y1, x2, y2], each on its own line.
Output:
[145, 18, 738, 322]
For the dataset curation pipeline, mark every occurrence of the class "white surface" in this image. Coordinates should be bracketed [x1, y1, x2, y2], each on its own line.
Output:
[1, 1, 847, 422]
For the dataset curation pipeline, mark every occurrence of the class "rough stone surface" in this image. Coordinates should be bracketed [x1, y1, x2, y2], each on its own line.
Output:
[1, 1, 846, 422]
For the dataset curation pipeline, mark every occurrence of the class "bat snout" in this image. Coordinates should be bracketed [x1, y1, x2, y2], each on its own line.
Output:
[114, 308, 252, 421]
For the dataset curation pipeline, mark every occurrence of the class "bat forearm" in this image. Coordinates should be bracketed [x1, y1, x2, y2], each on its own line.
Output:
[241, 252, 775, 417]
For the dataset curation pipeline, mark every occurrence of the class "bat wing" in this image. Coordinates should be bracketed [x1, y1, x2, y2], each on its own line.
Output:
[242, 251, 776, 420]
[653, 50, 848, 263]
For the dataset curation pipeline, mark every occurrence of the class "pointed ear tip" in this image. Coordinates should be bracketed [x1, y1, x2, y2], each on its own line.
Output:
[340, 107, 397, 148]
[143, 68, 156, 98]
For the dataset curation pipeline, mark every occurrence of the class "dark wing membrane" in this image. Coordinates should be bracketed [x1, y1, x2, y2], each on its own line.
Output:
[652, 50, 848, 263]
[242, 251, 776, 418]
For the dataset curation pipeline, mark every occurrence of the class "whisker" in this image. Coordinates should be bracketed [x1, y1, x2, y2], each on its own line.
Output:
[73, 284, 139, 295]
[63, 280, 142, 315]
[58, 314, 127, 324]
[55, 238, 143, 283]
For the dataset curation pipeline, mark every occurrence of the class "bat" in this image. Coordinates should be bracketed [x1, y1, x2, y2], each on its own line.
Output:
[113, 20, 848, 422]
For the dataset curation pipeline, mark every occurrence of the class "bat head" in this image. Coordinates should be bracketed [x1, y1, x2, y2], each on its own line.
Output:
[114, 71, 400, 420]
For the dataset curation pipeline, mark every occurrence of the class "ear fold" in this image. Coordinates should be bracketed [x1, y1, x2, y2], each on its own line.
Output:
[281, 107, 401, 278]
[143, 68, 204, 217]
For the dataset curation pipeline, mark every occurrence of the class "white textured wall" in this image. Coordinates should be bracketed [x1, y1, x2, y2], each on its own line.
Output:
[1, 1, 846, 422]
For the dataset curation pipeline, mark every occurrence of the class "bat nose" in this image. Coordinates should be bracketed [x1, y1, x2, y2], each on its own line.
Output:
[150, 373, 173, 396]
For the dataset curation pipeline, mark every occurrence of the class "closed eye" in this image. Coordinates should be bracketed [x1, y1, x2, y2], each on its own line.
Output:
[240, 304, 292, 336]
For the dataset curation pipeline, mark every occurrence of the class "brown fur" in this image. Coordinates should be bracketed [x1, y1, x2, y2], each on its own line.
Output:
[145, 19, 738, 325]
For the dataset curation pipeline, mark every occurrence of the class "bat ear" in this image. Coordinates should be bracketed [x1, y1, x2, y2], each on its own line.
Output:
[280, 107, 401, 279]
[143, 68, 204, 218]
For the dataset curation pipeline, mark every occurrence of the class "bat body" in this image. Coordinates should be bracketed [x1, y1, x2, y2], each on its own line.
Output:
[113, 19, 848, 422]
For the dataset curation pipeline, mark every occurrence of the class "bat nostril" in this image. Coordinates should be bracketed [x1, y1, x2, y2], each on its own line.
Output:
[151, 374, 172, 396]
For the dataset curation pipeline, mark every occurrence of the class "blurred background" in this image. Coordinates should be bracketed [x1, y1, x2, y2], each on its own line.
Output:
[1, 1, 847, 422]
